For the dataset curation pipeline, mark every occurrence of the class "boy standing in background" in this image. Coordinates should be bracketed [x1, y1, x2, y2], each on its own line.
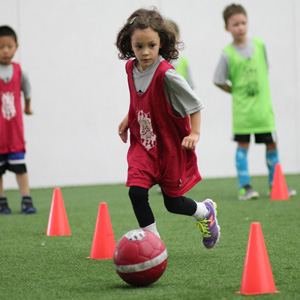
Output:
[0, 25, 36, 214]
[213, 4, 296, 200]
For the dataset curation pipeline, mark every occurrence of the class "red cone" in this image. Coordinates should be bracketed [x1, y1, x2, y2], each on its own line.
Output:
[46, 188, 71, 236]
[270, 163, 289, 200]
[237, 222, 280, 295]
[88, 202, 115, 259]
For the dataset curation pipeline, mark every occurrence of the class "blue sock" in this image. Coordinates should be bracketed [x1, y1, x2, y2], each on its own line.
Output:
[236, 147, 251, 189]
[266, 149, 279, 186]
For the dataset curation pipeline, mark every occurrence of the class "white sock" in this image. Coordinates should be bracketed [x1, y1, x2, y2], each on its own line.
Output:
[193, 202, 208, 221]
[142, 222, 161, 238]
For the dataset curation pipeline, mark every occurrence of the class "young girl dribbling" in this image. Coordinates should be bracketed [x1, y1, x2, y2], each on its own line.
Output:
[116, 8, 220, 249]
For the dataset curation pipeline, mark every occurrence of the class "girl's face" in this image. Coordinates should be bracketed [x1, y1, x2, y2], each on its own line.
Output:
[225, 13, 248, 45]
[131, 27, 161, 71]
[0, 36, 18, 65]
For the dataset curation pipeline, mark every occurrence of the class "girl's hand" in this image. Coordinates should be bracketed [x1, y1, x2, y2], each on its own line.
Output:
[181, 133, 199, 150]
[118, 114, 129, 143]
[182, 111, 201, 150]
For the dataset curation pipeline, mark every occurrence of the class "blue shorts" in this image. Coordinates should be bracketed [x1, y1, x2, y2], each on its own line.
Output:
[0, 152, 27, 175]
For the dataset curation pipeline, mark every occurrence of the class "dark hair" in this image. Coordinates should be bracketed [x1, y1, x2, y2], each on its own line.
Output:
[223, 4, 247, 25]
[116, 8, 179, 62]
[0, 25, 18, 43]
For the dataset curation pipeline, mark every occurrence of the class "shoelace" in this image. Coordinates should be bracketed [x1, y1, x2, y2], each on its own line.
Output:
[196, 219, 211, 238]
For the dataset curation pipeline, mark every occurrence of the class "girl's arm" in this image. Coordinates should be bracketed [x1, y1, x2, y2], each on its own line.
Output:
[118, 114, 129, 143]
[182, 110, 201, 150]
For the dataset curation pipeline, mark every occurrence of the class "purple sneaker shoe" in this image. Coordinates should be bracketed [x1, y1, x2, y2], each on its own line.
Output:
[196, 199, 220, 249]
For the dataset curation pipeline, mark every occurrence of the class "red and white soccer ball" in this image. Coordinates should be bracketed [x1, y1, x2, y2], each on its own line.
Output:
[113, 229, 168, 286]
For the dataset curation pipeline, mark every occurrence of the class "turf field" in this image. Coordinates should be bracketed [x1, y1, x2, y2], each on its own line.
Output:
[0, 174, 299, 300]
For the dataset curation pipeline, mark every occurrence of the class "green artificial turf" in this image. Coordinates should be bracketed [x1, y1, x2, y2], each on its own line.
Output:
[0, 174, 299, 300]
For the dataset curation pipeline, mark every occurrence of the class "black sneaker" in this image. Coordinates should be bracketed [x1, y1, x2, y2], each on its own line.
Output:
[0, 197, 12, 214]
[21, 196, 37, 214]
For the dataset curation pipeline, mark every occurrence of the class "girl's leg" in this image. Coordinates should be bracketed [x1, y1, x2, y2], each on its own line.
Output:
[162, 190, 208, 220]
[162, 190, 220, 249]
[128, 186, 160, 237]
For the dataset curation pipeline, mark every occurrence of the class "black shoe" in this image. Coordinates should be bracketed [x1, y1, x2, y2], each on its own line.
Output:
[21, 196, 37, 214]
[0, 197, 12, 214]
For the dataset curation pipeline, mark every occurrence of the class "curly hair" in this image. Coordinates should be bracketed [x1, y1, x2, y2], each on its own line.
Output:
[223, 4, 247, 25]
[116, 8, 179, 62]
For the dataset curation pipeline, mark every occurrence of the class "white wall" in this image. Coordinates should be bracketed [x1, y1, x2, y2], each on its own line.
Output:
[1, 0, 299, 189]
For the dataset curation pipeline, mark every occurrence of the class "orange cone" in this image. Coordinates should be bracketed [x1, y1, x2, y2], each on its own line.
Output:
[88, 202, 115, 259]
[237, 222, 280, 295]
[46, 188, 71, 236]
[270, 163, 289, 200]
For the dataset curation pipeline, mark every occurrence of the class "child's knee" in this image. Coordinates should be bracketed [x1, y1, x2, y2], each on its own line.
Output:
[128, 186, 148, 205]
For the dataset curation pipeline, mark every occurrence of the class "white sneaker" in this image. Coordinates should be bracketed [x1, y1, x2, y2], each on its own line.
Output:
[267, 187, 297, 197]
[238, 184, 259, 200]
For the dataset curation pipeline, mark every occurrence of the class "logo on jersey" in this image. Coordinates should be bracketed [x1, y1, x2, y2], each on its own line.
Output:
[243, 67, 259, 97]
[137, 110, 156, 150]
[1, 92, 16, 120]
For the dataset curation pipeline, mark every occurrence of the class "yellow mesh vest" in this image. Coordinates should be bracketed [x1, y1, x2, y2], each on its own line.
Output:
[175, 56, 189, 81]
[224, 38, 276, 134]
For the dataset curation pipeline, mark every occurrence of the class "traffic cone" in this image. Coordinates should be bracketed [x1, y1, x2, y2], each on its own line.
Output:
[46, 188, 71, 236]
[237, 222, 280, 295]
[270, 163, 289, 200]
[88, 202, 115, 259]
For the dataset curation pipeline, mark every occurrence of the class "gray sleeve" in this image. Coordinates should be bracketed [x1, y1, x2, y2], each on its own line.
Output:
[213, 51, 229, 85]
[21, 71, 31, 99]
[164, 69, 204, 118]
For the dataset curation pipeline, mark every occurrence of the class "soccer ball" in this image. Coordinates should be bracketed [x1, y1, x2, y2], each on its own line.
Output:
[113, 229, 168, 286]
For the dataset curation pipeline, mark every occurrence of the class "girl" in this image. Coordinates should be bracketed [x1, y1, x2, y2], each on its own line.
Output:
[116, 8, 220, 249]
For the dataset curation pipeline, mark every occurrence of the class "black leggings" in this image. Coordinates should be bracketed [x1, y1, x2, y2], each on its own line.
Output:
[128, 186, 197, 228]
